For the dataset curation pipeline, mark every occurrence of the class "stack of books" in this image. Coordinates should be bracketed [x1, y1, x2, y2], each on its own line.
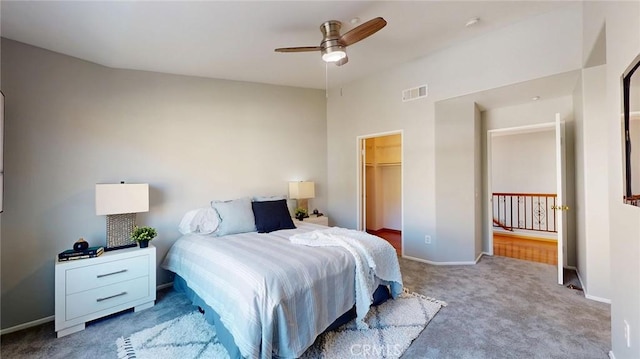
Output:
[58, 246, 104, 262]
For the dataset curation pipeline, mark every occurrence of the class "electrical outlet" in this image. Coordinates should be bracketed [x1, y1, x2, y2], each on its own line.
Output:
[625, 320, 631, 348]
[424, 235, 432, 245]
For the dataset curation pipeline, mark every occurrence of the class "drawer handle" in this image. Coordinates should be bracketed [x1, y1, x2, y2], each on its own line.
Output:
[96, 292, 127, 302]
[96, 269, 127, 278]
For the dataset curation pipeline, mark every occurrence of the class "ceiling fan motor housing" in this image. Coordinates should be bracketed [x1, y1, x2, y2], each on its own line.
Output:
[320, 20, 342, 40]
[320, 20, 346, 61]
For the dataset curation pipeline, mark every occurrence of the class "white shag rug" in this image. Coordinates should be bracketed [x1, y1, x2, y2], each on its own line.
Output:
[116, 312, 230, 359]
[116, 292, 445, 359]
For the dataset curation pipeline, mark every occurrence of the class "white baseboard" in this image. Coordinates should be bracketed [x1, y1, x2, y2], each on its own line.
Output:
[0, 283, 174, 335]
[584, 293, 611, 304]
[608, 350, 616, 359]
[567, 266, 611, 304]
[403, 254, 481, 266]
[571, 265, 585, 289]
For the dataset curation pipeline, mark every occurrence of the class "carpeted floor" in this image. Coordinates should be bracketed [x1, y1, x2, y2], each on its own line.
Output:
[116, 292, 444, 359]
[0, 255, 610, 359]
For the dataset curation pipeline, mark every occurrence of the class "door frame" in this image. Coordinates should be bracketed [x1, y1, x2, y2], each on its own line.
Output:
[486, 118, 566, 284]
[356, 130, 404, 254]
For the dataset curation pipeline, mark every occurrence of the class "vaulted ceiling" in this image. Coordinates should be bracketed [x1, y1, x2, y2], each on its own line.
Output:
[2, 1, 570, 89]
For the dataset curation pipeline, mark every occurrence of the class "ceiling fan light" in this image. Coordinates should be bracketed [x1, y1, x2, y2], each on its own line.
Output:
[322, 47, 347, 63]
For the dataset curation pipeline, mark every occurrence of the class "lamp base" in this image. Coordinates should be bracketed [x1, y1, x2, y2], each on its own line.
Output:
[105, 213, 137, 251]
[297, 199, 309, 215]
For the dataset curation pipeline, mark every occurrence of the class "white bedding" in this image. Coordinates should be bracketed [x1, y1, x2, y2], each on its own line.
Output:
[290, 227, 403, 329]
[161, 222, 369, 359]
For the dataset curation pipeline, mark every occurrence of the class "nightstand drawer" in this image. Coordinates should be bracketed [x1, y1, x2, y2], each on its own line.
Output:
[66, 276, 149, 321]
[303, 216, 329, 226]
[66, 255, 149, 294]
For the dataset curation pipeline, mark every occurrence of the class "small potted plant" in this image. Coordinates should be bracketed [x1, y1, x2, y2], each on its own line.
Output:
[294, 208, 308, 221]
[131, 226, 157, 248]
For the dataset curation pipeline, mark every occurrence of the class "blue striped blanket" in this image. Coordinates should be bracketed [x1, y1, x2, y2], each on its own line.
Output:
[162, 222, 368, 358]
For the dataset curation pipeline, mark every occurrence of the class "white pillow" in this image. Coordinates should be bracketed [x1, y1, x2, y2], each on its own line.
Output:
[178, 207, 220, 235]
[211, 197, 257, 236]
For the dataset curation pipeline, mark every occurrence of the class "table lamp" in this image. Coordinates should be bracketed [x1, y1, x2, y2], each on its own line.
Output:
[288, 181, 315, 216]
[96, 182, 149, 251]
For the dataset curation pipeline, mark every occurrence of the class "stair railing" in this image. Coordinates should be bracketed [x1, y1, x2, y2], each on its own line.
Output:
[492, 192, 557, 233]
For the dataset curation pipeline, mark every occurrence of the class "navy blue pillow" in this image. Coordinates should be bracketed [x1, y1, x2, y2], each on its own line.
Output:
[251, 199, 296, 233]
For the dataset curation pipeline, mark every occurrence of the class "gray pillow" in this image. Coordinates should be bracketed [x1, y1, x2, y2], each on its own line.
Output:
[211, 197, 257, 236]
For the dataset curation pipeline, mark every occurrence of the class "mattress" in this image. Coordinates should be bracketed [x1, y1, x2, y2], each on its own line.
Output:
[162, 222, 367, 358]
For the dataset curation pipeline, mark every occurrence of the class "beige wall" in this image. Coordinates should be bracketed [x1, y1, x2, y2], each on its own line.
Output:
[380, 166, 401, 230]
[434, 98, 481, 262]
[327, 4, 583, 263]
[0, 39, 327, 329]
[577, 64, 611, 301]
[490, 130, 556, 194]
[582, 1, 640, 357]
[632, 118, 640, 192]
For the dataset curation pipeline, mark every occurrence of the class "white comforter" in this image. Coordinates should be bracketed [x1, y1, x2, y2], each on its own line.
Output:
[290, 227, 403, 329]
[162, 222, 376, 359]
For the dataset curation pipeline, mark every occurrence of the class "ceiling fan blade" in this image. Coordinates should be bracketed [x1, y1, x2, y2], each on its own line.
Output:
[340, 17, 387, 47]
[336, 56, 349, 66]
[274, 46, 322, 53]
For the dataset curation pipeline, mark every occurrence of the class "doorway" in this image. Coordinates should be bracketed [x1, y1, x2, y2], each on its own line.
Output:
[487, 116, 568, 285]
[357, 132, 403, 255]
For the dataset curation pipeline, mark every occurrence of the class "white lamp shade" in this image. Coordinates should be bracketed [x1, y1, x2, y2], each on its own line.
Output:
[96, 183, 149, 215]
[289, 181, 315, 199]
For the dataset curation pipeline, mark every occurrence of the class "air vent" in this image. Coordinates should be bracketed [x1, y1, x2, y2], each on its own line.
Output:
[402, 84, 428, 102]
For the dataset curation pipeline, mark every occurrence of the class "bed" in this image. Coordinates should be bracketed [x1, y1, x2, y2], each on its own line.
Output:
[161, 198, 402, 359]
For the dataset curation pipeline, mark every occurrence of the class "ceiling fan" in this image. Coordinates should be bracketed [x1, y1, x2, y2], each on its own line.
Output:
[275, 17, 387, 66]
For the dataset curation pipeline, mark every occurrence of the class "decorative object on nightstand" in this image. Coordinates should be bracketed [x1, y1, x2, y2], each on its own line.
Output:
[73, 237, 89, 251]
[58, 245, 104, 262]
[289, 181, 315, 216]
[96, 182, 149, 251]
[294, 207, 308, 221]
[130, 226, 157, 248]
[58, 238, 103, 261]
[55, 245, 156, 337]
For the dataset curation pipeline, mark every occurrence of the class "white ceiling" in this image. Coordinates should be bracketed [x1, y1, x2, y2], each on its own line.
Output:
[2, 1, 571, 90]
[460, 70, 580, 111]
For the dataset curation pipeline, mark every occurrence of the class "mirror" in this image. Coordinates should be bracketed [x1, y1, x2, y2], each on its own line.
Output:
[623, 55, 640, 206]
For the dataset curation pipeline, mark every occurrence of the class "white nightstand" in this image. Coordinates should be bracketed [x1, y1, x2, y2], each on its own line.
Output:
[55, 245, 156, 338]
[300, 215, 329, 226]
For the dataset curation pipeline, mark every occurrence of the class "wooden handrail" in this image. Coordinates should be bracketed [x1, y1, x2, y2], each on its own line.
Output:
[493, 218, 513, 231]
[493, 192, 557, 197]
